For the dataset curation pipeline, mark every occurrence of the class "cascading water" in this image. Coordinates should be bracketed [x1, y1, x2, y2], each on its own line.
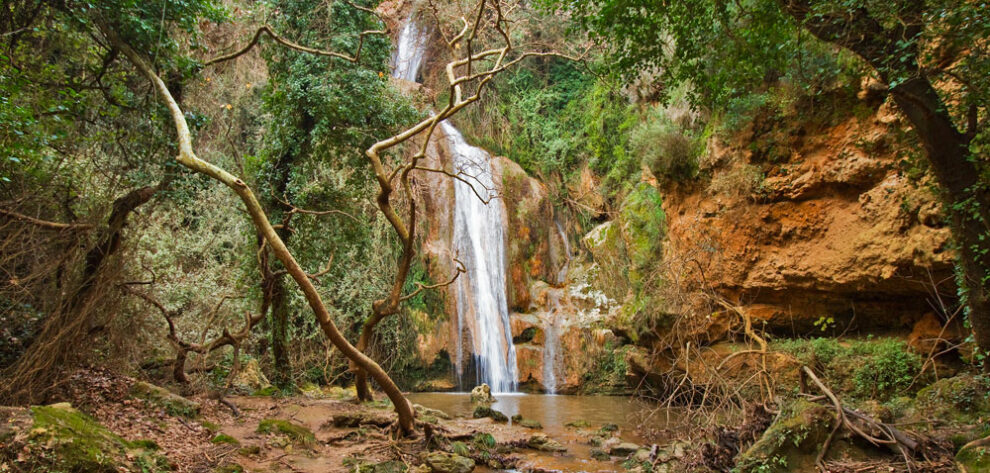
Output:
[392, 20, 429, 81]
[391, 18, 518, 393]
[445, 121, 519, 393]
[554, 218, 571, 284]
[542, 292, 564, 394]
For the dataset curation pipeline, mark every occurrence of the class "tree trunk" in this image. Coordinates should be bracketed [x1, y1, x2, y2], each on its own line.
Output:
[270, 277, 292, 386]
[354, 312, 383, 401]
[267, 114, 313, 388]
[889, 78, 990, 367]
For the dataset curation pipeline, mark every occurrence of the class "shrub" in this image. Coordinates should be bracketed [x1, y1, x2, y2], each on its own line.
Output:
[851, 339, 921, 399]
[630, 111, 699, 182]
[708, 162, 765, 199]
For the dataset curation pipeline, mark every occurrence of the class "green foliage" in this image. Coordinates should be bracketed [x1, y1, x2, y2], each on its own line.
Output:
[851, 340, 921, 399]
[460, 61, 638, 199]
[630, 107, 702, 182]
[210, 434, 239, 445]
[774, 337, 922, 400]
[542, 0, 865, 111]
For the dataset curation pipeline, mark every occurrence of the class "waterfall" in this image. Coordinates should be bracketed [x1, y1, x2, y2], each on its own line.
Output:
[554, 218, 571, 284]
[392, 20, 429, 81]
[542, 293, 564, 394]
[445, 121, 519, 393]
[391, 18, 518, 393]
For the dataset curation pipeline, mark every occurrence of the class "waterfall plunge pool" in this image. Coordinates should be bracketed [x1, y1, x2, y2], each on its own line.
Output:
[406, 392, 686, 472]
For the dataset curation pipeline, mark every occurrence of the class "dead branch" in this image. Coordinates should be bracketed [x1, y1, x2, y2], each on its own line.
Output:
[400, 258, 465, 302]
[204, 22, 385, 66]
[121, 285, 262, 384]
[0, 208, 95, 231]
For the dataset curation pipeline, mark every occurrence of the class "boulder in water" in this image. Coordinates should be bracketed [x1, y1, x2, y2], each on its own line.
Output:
[472, 405, 508, 423]
[590, 447, 611, 460]
[511, 414, 543, 429]
[469, 384, 494, 405]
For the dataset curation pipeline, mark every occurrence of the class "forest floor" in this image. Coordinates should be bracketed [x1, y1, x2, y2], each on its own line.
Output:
[0, 369, 648, 473]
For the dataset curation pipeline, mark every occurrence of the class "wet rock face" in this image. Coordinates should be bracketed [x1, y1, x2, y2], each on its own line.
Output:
[665, 105, 954, 334]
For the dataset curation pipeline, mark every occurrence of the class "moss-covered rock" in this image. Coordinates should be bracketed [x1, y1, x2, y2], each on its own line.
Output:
[472, 405, 508, 423]
[916, 374, 990, 424]
[0, 403, 171, 473]
[617, 182, 665, 286]
[735, 399, 835, 473]
[424, 451, 475, 473]
[129, 380, 200, 418]
[469, 384, 494, 405]
[590, 447, 611, 460]
[231, 358, 272, 394]
[256, 418, 315, 447]
[356, 460, 409, 473]
[510, 414, 543, 429]
[528, 434, 567, 452]
[608, 442, 640, 457]
[415, 404, 452, 421]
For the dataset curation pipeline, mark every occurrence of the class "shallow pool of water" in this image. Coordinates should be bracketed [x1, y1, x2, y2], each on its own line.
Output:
[407, 393, 675, 472]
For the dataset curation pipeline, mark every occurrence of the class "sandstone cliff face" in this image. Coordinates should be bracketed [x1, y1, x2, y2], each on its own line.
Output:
[663, 100, 954, 334]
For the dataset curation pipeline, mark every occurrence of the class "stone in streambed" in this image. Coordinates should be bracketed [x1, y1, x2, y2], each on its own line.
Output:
[510, 414, 542, 429]
[608, 442, 641, 457]
[472, 405, 508, 422]
[469, 384, 494, 405]
[590, 447, 611, 461]
[527, 434, 567, 452]
[424, 451, 475, 473]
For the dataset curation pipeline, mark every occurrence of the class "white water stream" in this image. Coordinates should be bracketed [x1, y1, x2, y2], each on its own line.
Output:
[392, 18, 518, 393]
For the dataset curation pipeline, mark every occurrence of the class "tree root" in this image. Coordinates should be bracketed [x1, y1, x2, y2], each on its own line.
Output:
[801, 366, 921, 471]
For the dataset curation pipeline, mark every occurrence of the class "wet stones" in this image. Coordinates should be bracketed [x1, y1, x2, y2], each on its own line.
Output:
[472, 405, 508, 423]
[469, 384, 494, 405]
[590, 447, 611, 460]
[424, 451, 475, 473]
[510, 414, 542, 429]
[527, 434, 567, 452]
[608, 442, 641, 457]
